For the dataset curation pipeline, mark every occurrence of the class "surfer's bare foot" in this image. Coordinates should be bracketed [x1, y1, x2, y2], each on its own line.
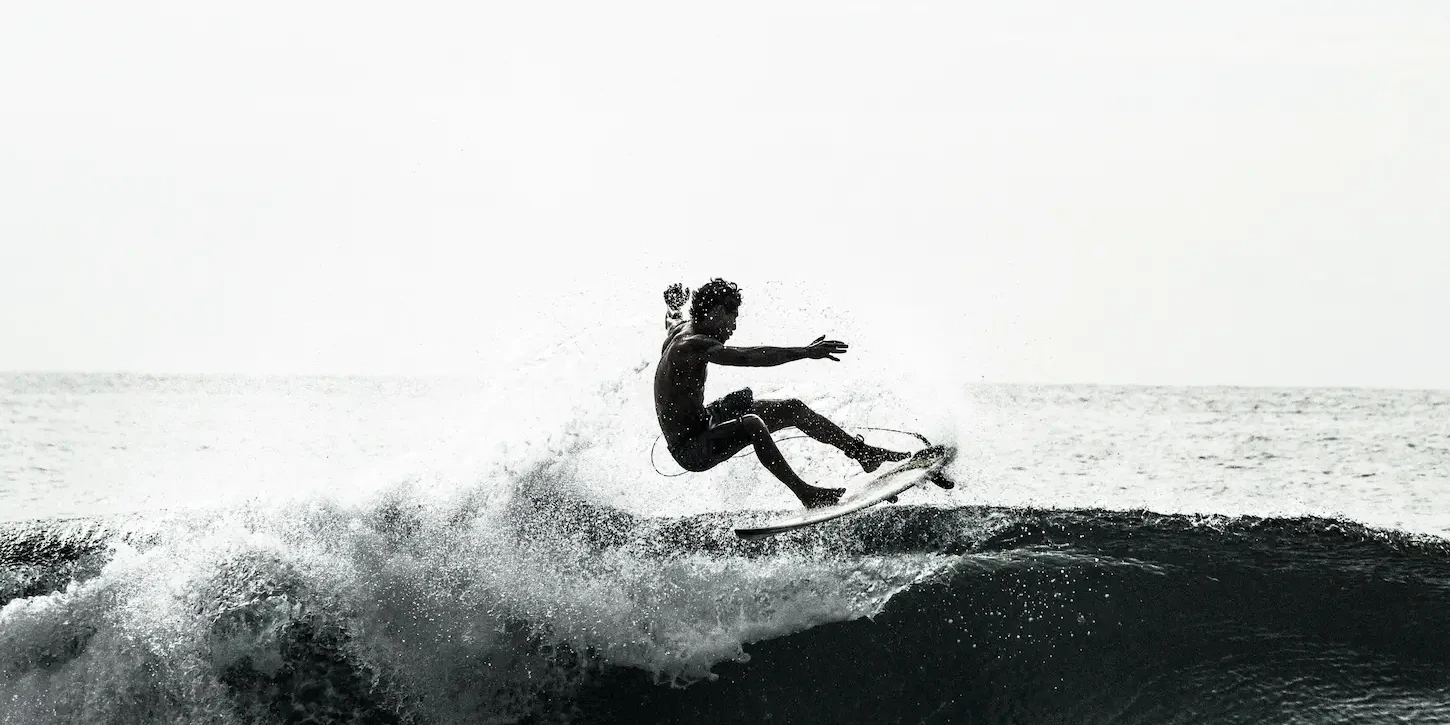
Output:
[798, 485, 844, 509]
[852, 442, 909, 473]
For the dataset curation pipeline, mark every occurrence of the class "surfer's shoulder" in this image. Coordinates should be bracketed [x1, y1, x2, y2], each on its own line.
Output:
[661, 322, 718, 356]
[669, 331, 722, 355]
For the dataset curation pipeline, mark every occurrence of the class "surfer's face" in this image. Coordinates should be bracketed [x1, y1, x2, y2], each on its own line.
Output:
[700, 306, 738, 341]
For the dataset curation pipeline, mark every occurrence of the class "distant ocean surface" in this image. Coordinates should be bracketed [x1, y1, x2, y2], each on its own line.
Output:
[3, 372, 1448, 724]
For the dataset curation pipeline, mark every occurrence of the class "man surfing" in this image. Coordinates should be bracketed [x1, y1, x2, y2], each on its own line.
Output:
[654, 278, 908, 508]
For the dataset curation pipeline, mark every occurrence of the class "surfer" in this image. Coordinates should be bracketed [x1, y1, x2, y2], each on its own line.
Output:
[655, 279, 908, 509]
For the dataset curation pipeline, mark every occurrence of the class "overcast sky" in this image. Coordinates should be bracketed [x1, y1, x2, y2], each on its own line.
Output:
[2, 1, 1446, 387]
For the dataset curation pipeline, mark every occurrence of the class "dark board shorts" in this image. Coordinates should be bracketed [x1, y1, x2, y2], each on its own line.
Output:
[667, 388, 756, 472]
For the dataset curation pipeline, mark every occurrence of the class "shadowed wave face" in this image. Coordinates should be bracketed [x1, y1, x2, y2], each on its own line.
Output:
[4, 499, 1449, 725]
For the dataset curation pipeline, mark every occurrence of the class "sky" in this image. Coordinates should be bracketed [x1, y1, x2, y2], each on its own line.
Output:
[1, 1, 1447, 387]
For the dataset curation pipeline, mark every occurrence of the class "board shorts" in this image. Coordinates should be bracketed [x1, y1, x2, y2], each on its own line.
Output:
[667, 388, 756, 472]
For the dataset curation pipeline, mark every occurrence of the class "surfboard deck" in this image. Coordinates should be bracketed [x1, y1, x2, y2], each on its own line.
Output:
[733, 445, 956, 540]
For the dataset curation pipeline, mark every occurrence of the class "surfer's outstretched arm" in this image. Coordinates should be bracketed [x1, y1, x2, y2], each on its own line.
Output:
[702, 336, 849, 367]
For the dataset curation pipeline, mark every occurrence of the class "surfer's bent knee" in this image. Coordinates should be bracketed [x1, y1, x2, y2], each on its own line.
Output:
[741, 413, 768, 436]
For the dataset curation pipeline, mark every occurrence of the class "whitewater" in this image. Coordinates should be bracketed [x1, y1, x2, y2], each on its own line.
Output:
[3, 316, 1448, 723]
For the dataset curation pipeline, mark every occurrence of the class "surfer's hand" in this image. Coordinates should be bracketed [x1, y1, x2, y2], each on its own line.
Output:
[804, 335, 848, 361]
[663, 283, 690, 310]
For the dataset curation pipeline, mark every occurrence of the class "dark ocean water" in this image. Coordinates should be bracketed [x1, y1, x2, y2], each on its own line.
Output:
[4, 503, 1448, 724]
[587, 509, 1450, 725]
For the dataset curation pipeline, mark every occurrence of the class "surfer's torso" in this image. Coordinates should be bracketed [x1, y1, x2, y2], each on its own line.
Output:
[655, 321, 715, 449]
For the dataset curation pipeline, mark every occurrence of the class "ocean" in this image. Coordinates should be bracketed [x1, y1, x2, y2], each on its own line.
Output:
[2, 370, 1448, 724]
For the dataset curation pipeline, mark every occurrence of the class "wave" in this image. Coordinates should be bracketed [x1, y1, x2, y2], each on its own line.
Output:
[4, 483, 1449, 724]
[591, 508, 1450, 724]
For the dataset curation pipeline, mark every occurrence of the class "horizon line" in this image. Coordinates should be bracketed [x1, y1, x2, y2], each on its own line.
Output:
[2, 369, 1446, 394]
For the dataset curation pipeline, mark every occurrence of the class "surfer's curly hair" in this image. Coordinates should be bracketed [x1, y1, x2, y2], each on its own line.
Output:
[690, 278, 742, 319]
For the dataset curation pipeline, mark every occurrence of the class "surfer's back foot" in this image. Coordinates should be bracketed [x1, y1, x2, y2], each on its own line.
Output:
[798, 485, 845, 509]
[851, 438, 909, 473]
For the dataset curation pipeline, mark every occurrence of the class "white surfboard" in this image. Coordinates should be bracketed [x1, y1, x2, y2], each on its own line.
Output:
[733, 445, 956, 540]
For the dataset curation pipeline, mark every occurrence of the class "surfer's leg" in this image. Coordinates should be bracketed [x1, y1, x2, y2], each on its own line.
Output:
[738, 414, 843, 509]
[755, 399, 909, 473]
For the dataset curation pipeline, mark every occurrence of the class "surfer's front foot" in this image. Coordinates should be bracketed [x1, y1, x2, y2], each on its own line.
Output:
[798, 485, 844, 509]
[851, 440, 909, 473]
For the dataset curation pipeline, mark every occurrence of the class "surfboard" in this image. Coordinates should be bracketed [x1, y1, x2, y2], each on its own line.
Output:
[733, 445, 956, 540]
